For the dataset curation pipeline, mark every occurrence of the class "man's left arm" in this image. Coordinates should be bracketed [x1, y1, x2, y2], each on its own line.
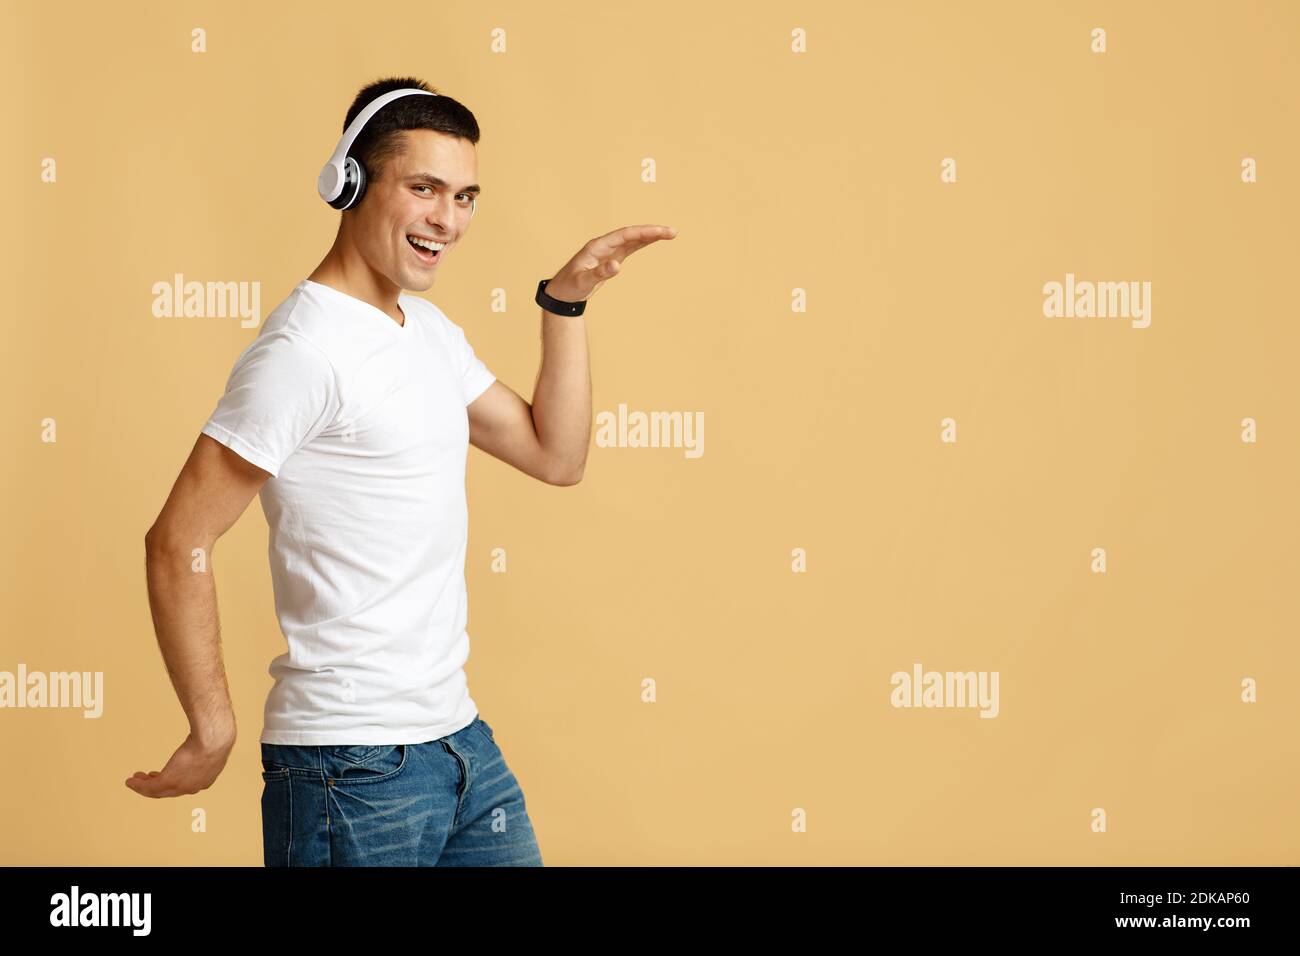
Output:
[467, 224, 677, 486]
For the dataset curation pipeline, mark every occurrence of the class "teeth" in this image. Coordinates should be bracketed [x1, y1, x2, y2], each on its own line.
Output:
[408, 236, 445, 252]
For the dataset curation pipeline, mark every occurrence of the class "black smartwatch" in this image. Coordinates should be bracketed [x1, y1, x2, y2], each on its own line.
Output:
[536, 279, 587, 316]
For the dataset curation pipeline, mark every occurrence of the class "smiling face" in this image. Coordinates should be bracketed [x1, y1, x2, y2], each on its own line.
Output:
[345, 128, 480, 293]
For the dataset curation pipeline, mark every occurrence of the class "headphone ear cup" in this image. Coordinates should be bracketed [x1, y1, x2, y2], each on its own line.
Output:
[328, 156, 364, 210]
[349, 158, 368, 208]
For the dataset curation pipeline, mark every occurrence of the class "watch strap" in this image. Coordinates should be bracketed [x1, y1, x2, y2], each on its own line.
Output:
[536, 279, 587, 316]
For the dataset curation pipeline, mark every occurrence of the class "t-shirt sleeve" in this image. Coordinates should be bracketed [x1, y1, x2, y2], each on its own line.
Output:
[450, 321, 497, 406]
[200, 330, 340, 478]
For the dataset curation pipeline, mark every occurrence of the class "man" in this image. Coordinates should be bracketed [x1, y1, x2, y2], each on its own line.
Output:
[129, 76, 676, 866]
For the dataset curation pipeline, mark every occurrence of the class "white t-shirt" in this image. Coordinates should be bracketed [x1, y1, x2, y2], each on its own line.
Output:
[200, 278, 497, 745]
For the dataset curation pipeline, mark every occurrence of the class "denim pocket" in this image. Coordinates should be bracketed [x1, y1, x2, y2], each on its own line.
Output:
[332, 745, 383, 766]
[324, 744, 407, 783]
[261, 743, 312, 779]
[473, 717, 497, 744]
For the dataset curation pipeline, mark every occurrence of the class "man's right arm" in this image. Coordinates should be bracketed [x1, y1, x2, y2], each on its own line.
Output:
[133, 434, 270, 796]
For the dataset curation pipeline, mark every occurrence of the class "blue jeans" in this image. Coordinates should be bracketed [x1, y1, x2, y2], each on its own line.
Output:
[259, 715, 543, 866]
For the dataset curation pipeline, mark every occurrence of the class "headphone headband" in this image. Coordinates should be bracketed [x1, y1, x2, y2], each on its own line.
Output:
[317, 88, 437, 207]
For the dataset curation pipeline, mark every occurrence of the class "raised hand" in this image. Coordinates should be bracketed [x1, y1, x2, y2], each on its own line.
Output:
[544, 224, 677, 304]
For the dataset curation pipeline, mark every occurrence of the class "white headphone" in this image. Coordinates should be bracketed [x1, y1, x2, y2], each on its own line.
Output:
[316, 87, 476, 217]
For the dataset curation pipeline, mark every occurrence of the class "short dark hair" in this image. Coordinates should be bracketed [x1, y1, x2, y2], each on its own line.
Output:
[343, 76, 481, 187]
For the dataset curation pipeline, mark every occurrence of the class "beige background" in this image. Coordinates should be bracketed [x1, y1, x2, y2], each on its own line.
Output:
[3, 0, 1298, 865]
